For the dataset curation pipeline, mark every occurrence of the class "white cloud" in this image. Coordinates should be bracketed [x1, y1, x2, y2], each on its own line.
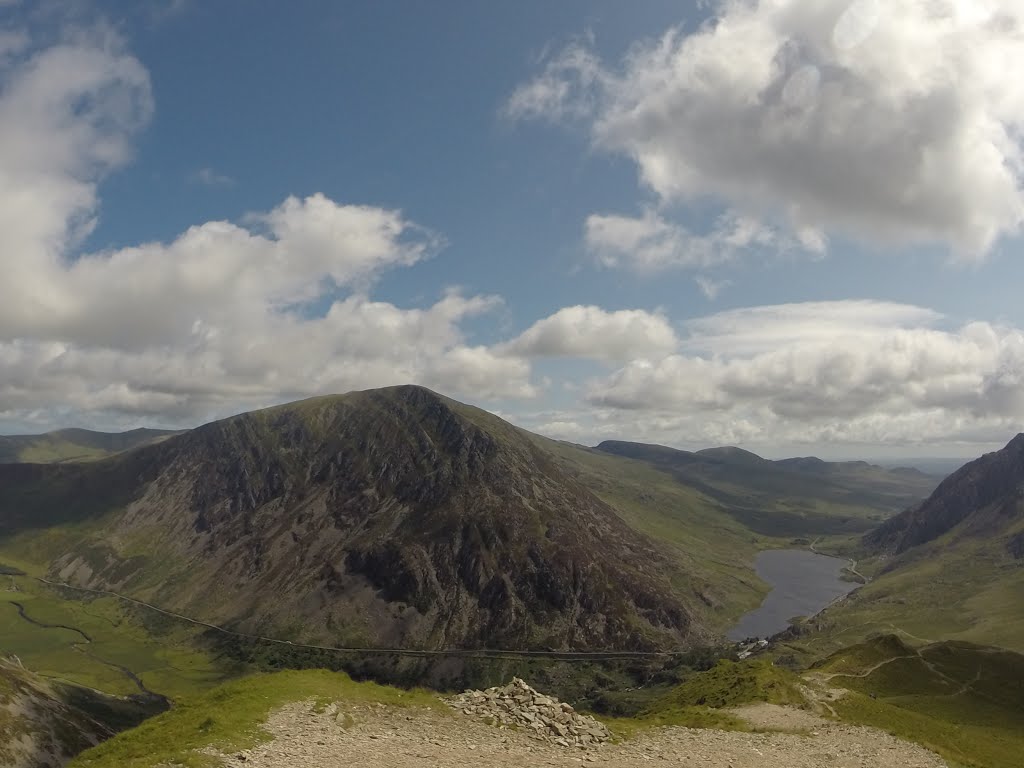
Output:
[585, 210, 709, 270]
[0, 28, 534, 429]
[511, 0, 1024, 257]
[499, 305, 678, 362]
[584, 208, 819, 271]
[581, 300, 1024, 446]
[504, 41, 603, 122]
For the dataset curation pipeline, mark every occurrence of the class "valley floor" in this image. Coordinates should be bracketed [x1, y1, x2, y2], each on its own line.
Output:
[204, 699, 946, 768]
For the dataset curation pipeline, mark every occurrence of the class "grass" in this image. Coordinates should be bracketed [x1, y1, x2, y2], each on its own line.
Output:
[603, 657, 808, 739]
[787, 530, 1024, 659]
[835, 692, 1024, 768]
[69, 669, 444, 768]
[528, 436, 775, 629]
[649, 658, 808, 711]
[0, 573, 229, 700]
[812, 636, 1024, 768]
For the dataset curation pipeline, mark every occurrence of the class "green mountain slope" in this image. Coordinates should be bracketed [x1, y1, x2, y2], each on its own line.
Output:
[792, 435, 1024, 654]
[0, 386, 713, 652]
[808, 635, 1024, 768]
[596, 440, 938, 536]
[0, 429, 180, 464]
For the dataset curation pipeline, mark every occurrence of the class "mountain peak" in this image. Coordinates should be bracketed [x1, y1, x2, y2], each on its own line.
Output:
[865, 432, 1024, 554]
[34, 386, 703, 652]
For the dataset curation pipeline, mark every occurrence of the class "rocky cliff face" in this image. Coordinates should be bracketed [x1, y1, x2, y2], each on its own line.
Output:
[45, 386, 706, 651]
[864, 434, 1024, 555]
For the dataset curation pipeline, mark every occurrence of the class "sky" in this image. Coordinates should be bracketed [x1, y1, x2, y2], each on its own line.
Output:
[2, 0, 1024, 460]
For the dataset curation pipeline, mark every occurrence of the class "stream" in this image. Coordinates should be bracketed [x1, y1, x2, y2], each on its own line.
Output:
[9, 600, 169, 706]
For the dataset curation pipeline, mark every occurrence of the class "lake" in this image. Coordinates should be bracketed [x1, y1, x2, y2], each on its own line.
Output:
[727, 549, 857, 641]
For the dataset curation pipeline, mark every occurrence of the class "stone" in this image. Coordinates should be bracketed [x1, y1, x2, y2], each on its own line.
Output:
[445, 678, 612, 749]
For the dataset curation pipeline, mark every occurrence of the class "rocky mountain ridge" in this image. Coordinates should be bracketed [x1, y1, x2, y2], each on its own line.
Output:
[865, 433, 1024, 556]
[10, 386, 708, 652]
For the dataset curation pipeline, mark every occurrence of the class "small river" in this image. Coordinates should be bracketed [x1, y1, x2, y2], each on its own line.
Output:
[727, 549, 857, 641]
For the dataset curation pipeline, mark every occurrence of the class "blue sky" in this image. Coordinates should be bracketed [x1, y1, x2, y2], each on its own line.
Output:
[2, 0, 1024, 460]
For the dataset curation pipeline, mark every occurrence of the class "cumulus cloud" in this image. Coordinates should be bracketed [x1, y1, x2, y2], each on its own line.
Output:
[510, 0, 1024, 257]
[499, 305, 678, 362]
[584, 208, 820, 271]
[582, 300, 1024, 446]
[0, 27, 534, 429]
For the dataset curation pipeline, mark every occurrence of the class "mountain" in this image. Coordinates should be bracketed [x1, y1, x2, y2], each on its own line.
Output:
[0, 656, 158, 768]
[596, 441, 939, 537]
[0, 386, 711, 652]
[0, 428, 180, 464]
[794, 435, 1024, 654]
[865, 434, 1024, 555]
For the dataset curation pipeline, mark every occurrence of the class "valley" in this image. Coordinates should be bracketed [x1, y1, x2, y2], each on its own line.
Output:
[1, 385, 1021, 767]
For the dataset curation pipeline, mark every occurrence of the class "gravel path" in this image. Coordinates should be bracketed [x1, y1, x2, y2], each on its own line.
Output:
[215, 699, 947, 768]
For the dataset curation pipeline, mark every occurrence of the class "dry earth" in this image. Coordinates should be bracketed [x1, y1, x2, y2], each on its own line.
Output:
[213, 699, 947, 768]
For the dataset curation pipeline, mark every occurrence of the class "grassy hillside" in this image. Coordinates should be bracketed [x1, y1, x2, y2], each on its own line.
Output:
[597, 440, 938, 537]
[0, 429, 179, 464]
[523, 436, 771, 629]
[793, 480, 1024, 656]
[809, 636, 1024, 768]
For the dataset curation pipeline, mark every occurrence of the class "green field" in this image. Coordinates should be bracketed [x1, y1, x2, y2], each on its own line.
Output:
[0, 572, 230, 701]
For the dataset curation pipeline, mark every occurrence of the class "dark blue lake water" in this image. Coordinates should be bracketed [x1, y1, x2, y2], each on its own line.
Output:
[727, 549, 857, 641]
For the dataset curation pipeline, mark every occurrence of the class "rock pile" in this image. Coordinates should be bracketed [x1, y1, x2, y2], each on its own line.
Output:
[446, 677, 613, 748]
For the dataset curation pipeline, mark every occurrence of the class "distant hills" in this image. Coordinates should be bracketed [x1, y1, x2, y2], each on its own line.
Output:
[597, 440, 938, 537]
[0, 428, 179, 464]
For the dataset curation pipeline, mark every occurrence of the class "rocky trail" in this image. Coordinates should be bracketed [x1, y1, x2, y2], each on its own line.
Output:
[210, 681, 946, 768]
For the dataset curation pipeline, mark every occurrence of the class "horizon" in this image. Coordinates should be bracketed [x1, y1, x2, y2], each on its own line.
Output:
[2, 1, 1023, 458]
[0, 382, 1003, 468]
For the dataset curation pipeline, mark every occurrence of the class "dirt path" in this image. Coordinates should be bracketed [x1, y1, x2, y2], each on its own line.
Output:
[212, 699, 947, 768]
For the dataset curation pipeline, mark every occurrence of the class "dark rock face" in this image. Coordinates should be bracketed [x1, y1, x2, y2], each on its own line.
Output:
[47, 386, 704, 651]
[865, 434, 1024, 554]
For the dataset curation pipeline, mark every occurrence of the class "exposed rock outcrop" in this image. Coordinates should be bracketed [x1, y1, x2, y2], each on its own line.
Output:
[446, 678, 612, 748]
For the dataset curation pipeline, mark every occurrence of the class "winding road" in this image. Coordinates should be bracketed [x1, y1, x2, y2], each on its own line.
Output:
[809, 538, 870, 584]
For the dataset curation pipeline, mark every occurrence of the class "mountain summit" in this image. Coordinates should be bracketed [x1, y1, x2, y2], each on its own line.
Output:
[10, 385, 705, 651]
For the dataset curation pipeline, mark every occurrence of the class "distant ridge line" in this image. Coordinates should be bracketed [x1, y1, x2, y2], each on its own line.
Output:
[37, 578, 687, 660]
